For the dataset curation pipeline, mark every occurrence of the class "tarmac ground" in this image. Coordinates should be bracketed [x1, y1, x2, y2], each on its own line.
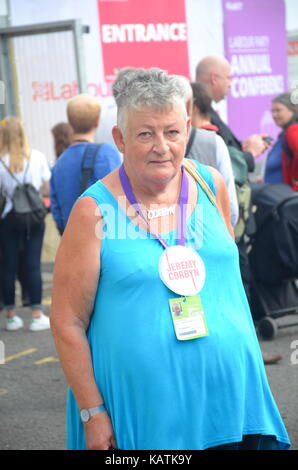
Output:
[0, 262, 297, 451]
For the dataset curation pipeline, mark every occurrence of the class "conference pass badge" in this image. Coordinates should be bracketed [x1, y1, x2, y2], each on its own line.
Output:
[169, 296, 208, 341]
[159, 245, 208, 340]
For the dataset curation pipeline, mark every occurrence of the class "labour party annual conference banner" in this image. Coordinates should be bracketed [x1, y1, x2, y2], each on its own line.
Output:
[223, 0, 288, 141]
[97, 0, 190, 83]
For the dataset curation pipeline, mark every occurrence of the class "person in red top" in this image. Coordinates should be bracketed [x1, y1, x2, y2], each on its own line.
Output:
[279, 95, 298, 192]
[265, 92, 298, 191]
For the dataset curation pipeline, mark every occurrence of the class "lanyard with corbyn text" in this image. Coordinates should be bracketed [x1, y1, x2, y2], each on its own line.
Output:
[119, 163, 188, 248]
[119, 163, 206, 297]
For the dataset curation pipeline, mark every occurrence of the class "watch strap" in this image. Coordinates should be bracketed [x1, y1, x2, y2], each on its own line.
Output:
[89, 404, 106, 417]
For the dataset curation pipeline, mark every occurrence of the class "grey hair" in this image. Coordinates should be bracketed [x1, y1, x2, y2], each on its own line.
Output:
[113, 68, 187, 132]
[112, 67, 137, 99]
[171, 74, 193, 104]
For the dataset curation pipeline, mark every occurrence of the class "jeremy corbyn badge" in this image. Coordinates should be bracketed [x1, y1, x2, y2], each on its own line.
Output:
[159, 245, 206, 296]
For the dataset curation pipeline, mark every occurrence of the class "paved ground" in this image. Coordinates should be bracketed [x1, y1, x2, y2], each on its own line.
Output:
[0, 263, 297, 450]
[0, 264, 66, 450]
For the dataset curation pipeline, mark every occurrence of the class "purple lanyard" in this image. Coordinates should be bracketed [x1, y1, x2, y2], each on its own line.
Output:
[119, 163, 189, 248]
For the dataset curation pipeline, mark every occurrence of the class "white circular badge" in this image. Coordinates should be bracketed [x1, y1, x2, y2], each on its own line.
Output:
[159, 245, 206, 296]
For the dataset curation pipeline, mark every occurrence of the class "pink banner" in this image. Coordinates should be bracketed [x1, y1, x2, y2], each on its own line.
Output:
[97, 0, 190, 83]
[223, 0, 288, 141]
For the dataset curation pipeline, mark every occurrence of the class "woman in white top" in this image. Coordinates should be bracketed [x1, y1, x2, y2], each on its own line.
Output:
[0, 117, 51, 331]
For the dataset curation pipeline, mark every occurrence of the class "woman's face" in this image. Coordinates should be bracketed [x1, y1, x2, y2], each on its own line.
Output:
[113, 104, 190, 187]
[271, 102, 295, 129]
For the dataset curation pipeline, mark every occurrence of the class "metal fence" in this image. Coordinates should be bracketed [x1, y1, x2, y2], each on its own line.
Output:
[0, 20, 88, 163]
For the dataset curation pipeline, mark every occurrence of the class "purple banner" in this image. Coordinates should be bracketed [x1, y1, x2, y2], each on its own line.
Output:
[223, 0, 288, 142]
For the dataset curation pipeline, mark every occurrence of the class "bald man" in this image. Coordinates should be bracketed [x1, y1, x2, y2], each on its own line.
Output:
[50, 94, 122, 234]
[196, 56, 232, 104]
[196, 56, 269, 164]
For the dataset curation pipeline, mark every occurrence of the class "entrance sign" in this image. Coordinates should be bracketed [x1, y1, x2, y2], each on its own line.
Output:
[97, 0, 190, 82]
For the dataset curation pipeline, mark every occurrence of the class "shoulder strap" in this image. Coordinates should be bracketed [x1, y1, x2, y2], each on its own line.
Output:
[183, 158, 218, 210]
[0, 157, 30, 185]
[0, 158, 21, 184]
[185, 127, 197, 158]
[80, 143, 102, 194]
[185, 127, 218, 168]
[22, 159, 30, 184]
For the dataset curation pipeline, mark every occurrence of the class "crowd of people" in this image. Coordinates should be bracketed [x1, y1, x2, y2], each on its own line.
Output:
[0, 95, 122, 328]
[0, 55, 297, 450]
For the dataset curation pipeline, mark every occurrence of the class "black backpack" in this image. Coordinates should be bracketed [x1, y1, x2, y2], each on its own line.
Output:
[249, 183, 298, 284]
[0, 159, 47, 234]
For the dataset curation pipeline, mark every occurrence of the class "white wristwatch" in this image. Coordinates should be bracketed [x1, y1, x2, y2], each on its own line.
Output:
[80, 404, 106, 423]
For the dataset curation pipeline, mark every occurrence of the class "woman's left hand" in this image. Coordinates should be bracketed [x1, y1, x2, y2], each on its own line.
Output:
[84, 412, 117, 450]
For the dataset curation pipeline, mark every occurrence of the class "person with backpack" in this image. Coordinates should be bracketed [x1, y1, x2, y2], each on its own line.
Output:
[0, 117, 51, 331]
[50, 94, 122, 235]
[172, 75, 238, 228]
[187, 81, 239, 228]
[195, 56, 282, 364]
[195, 56, 269, 290]
[189, 81, 256, 244]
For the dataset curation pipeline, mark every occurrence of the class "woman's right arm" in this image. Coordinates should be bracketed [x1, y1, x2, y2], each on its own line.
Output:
[50, 196, 116, 450]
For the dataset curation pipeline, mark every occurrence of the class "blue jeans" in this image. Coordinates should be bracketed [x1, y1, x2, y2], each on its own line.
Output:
[0, 214, 45, 309]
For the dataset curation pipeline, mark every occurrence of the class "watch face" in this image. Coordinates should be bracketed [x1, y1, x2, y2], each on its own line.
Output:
[80, 409, 90, 423]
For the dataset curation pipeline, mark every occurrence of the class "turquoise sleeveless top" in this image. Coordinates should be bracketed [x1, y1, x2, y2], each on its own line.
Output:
[66, 162, 290, 450]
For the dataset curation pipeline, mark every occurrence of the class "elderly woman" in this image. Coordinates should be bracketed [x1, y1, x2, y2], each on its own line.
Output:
[264, 92, 298, 191]
[50, 68, 290, 450]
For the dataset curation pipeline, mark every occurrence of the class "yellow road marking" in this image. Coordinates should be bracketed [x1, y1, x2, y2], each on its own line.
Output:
[4, 348, 37, 362]
[33, 356, 59, 365]
[43, 298, 52, 306]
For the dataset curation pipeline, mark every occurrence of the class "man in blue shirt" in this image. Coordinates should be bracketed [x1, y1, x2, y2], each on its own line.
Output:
[50, 94, 122, 233]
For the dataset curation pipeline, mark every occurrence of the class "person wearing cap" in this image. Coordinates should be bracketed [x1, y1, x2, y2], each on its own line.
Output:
[264, 92, 298, 191]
